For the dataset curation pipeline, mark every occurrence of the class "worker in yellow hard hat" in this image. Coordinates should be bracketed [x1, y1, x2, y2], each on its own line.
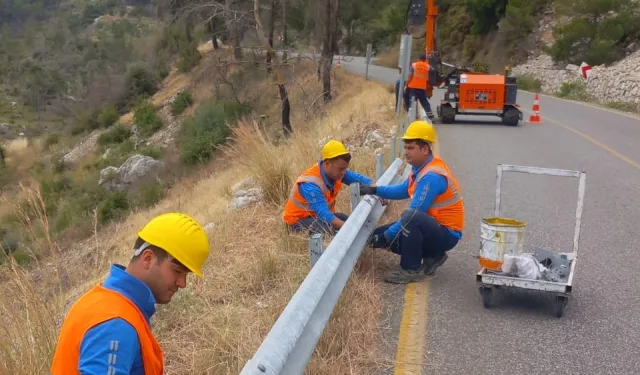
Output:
[50, 212, 210, 374]
[358, 121, 464, 284]
[283, 140, 375, 235]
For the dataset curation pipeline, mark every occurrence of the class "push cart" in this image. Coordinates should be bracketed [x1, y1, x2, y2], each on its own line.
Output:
[476, 164, 587, 318]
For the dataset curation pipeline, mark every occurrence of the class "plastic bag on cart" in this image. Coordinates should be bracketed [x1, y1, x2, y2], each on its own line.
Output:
[502, 254, 548, 280]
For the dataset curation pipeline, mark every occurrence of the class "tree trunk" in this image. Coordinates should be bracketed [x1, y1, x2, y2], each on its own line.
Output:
[254, 0, 293, 137]
[320, 0, 339, 103]
[227, 0, 242, 61]
[267, 0, 275, 73]
[278, 83, 292, 137]
[282, 0, 288, 61]
[207, 19, 220, 50]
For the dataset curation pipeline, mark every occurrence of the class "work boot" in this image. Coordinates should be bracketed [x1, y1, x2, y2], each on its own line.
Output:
[385, 265, 427, 284]
[423, 253, 449, 276]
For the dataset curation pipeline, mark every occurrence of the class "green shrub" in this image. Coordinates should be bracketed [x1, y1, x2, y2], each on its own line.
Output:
[98, 191, 130, 224]
[98, 105, 119, 128]
[98, 124, 132, 146]
[178, 45, 202, 73]
[516, 74, 542, 92]
[133, 101, 163, 137]
[134, 182, 165, 208]
[171, 91, 193, 116]
[119, 63, 160, 110]
[178, 100, 250, 165]
[44, 133, 60, 149]
[557, 81, 590, 101]
[138, 146, 163, 159]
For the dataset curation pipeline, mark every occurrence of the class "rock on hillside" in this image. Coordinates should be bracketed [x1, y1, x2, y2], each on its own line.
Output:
[512, 51, 640, 105]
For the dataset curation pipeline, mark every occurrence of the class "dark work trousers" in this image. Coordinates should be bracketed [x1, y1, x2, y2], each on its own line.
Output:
[395, 81, 402, 110]
[403, 88, 432, 114]
[373, 209, 459, 271]
[290, 212, 349, 236]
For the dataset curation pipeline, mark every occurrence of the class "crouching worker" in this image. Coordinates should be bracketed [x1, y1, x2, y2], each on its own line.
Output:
[50, 212, 210, 375]
[283, 140, 374, 235]
[359, 120, 464, 284]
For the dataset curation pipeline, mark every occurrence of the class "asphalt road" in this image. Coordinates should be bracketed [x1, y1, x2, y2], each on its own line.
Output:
[339, 55, 640, 375]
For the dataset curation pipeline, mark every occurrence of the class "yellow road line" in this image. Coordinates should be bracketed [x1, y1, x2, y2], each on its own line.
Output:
[521, 108, 640, 170]
[392, 134, 441, 375]
[519, 90, 640, 121]
[393, 280, 429, 375]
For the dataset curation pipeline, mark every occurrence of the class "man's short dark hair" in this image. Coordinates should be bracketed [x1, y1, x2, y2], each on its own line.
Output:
[325, 153, 352, 163]
[419, 53, 427, 61]
[404, 139, 431, 149]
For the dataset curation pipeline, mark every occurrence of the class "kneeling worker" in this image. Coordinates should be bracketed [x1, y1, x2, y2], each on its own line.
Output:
[283, 140, 374, 235]
[359, 120, 464, 284]
[50, 212, 211, 374]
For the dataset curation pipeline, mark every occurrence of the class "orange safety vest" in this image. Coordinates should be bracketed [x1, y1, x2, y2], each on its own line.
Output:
[283, 163, 342, 225]
[50, 285, 164, 375]
[407, 157, 464, 232]
[407, 61, 430, 91]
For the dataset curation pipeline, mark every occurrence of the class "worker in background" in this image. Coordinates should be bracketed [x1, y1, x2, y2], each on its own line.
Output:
[403, 53, 435, 120]
[283, 140, 375, 235]
[358, 120, 464, 284]
[50, 212, 211, 375]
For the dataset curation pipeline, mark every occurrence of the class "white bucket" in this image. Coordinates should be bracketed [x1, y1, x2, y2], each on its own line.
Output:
[479, 217, 526, 271]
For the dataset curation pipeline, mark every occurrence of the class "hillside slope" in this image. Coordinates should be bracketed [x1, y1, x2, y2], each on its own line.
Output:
[1, 36, 411, 373]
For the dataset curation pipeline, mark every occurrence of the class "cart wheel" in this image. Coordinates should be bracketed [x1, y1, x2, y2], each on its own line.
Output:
[479, 287, 492, 308]
[554, 296, 568, 318]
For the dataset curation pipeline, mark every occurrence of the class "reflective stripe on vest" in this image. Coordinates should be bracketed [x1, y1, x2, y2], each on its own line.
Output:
[407, 157, 465, 232]
[282, 163, 342, 225]
[407, 61, 429, 89]
[50, 285, 164, 375]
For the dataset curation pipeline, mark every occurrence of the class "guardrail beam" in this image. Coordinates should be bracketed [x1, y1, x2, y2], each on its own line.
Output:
[240, 158, 411, 375]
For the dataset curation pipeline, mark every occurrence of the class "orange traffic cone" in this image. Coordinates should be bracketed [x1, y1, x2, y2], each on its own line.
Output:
[527, 93, 542, 124]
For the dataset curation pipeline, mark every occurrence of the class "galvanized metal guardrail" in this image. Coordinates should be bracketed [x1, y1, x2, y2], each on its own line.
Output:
[239, 102, 422, 375]
[239, 38, 425, 374]
[240, 157, 410, 375]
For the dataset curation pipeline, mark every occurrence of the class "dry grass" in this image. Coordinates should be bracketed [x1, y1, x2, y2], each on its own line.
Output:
[375, 46, 401, 69]
[0, 65, 406, 374]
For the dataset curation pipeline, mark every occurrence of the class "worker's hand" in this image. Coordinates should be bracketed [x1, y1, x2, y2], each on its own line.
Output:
[359, 184, 377, 196]
[379, 198, 388, 206]
[368, 232, 390, 249]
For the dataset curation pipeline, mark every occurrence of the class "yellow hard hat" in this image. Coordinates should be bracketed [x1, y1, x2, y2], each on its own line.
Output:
[402, 120, 437, 144]
[321, 140, 350, 160]
[137, 212, 210, 279]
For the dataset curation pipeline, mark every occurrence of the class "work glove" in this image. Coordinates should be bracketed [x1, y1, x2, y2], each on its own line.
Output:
[359, 184, 377, 196]
[368, 232, 390, 249]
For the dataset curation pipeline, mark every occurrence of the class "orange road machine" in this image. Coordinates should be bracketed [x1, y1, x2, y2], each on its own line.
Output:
[407, 0, 524, 126]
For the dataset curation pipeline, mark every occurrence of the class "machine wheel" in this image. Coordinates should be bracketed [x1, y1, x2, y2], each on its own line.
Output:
[502, 107, 520, 126]
[554, 296, 568, 318]
[479, 286, 492, 308]
[441, 104, 456, 124]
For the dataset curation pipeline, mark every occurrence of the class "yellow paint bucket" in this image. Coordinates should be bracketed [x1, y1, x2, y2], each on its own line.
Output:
[479, 217, 526, 271]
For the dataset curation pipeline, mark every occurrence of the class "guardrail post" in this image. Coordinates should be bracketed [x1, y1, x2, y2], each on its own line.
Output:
[350, 183, 360, 212]
[390, 136, 397, 160]
[309, 233, 324, 268]
[396, 35, 412, 115]
[365, 43, 372, 80]
[409, 97, 417, 121]
[376, 153, 384, 179]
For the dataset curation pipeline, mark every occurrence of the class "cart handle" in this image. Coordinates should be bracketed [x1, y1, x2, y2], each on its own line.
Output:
[494, 164, 587, 256]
